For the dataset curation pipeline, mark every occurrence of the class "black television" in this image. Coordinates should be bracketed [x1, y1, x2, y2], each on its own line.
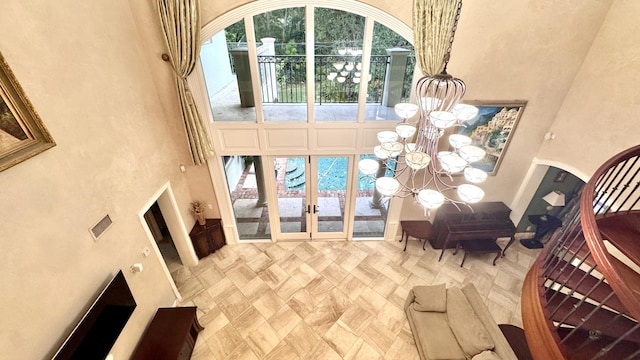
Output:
[51, 270, 137, 360]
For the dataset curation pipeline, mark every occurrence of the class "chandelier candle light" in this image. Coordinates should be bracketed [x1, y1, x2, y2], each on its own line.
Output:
[358, 0, 487, 212]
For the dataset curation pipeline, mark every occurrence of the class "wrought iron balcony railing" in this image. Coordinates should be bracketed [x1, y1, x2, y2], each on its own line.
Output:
[255, 54, 415, 105]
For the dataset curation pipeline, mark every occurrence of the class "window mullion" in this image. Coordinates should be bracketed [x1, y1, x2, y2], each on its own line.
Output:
[357, 17, 374, 123]
[306, 5, 315, 124]
[244, 15, 265, 124]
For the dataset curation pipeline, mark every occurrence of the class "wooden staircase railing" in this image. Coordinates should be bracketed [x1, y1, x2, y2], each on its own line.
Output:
[522, 145, 640, 359]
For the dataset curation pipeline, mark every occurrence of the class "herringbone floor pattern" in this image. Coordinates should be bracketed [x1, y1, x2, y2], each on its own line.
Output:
[169, 237, 540, 359]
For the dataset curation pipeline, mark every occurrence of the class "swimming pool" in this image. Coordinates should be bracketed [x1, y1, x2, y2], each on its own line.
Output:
[284, 156, 394, 191]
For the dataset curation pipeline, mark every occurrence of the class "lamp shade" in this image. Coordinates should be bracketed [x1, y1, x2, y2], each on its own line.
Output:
[417, 189, 445, 209]
[429, 111, 458, 129]
[394, 103, 419, 119]
[457, 184, 485, 203]
[377, 131, 398, 144]
[405, 151, 431, 170]
[358, 159, 379, 175]
[448, 134, 472, 149]
[437, 151, 468, 173]
[381, 141, 403, 157]
[395, 123, 416, 139]
[452, 103, 479, 122]
[464, 167, 488, 183]
[376, 177, 400, 196]
[374, 145, 389, 160]
[459, 145, 486, 163]
[543, 191, 565, 207]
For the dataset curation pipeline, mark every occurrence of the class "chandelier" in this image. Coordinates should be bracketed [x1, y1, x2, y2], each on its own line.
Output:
[358, 0, 486, 211]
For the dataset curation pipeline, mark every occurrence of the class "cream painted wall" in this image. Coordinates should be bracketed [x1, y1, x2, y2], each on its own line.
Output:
[537, 0, 640, 175]
[0, 1, 203, 359]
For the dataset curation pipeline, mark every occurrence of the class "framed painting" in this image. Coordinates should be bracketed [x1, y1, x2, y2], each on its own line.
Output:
[0, 51, 55, 172]
[456, 100, 527, 175]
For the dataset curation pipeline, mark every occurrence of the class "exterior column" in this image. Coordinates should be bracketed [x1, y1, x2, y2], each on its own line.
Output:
[382, 47, 411, 107]
[253, 157, 267, 206]
[370, 159, 388, 209]
[229, 47, 255, 107]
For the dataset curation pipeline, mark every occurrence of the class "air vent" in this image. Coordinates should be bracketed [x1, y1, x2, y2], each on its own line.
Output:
[90, 214, 113, 241]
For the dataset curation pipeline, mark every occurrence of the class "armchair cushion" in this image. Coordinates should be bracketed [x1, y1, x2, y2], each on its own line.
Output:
[412, 284, 447, 312]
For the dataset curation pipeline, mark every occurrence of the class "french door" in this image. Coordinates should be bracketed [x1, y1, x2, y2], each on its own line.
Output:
[268, 155, 354, 241]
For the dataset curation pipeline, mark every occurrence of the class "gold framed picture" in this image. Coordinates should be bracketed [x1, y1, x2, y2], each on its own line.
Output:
[0, 51, 55, 172]
[456, 100, 527, 175]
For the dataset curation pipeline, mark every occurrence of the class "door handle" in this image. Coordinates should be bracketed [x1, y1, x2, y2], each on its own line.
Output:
[307, 205, 311, 214]
[313, 205, 319, 214]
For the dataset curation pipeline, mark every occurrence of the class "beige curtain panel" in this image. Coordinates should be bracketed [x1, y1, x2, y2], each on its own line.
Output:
[413, 0, 462, 76]
[157, 0, 213, 165]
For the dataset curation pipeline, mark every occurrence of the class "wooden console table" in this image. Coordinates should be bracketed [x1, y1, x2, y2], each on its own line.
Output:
[132, 307, 203, 360]
[189, 219, 226, 259]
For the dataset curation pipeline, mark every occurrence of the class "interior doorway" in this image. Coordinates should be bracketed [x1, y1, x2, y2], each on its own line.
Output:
[143, 202, 182, 279]
[138, 182, 199, 302]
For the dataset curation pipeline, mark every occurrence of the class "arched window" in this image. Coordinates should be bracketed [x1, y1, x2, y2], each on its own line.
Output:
[198, 3, 414, 124]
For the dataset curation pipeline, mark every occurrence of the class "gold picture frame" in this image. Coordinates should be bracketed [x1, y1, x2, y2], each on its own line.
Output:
[456, 100, 527, 175]
[0, 51, 55, 172]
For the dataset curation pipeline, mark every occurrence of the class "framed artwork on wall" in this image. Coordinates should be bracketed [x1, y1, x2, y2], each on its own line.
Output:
[0, 51, 55, 172]
[554, 171, 568, 182]
[455, 100, 527, 175]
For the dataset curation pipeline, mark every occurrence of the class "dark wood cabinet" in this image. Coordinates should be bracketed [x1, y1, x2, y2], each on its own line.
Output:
[189, 219, 226, 259]
[132, 307, 203, 360]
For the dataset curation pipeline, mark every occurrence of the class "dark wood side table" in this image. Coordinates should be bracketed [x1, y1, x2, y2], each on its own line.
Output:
[400, 220, 433, 251]
[498, 324, 533, 360]
[189, 219, 226, 259]
[132, 307, 204, 360]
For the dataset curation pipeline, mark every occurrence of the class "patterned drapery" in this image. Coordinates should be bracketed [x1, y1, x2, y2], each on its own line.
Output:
[157, 0, 213, 165]
[413, 0, 462, 76]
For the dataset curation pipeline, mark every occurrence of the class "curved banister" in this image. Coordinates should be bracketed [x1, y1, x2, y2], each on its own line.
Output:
[581, 145, 640, 323]
[522, 144, 640, 359]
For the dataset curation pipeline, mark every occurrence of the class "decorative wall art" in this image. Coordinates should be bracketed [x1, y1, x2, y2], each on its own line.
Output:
[456, 101, 527, 175]
[0, 51, 55, 172]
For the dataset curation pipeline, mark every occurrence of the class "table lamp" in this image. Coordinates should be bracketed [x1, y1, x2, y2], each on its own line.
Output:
[542, 190, 565, 217]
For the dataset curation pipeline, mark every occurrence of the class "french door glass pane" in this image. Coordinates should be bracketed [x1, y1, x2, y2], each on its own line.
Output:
[201, 20, 257, 122]
[313, 8, 364, 122]
[316, 156, 348, 232]
[353, 154, 390, 238]
[365, 22, 416, 121]
[223, 155, 269, 240]
[275, 157, 307, 234]
[254, 8, 307, 122]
